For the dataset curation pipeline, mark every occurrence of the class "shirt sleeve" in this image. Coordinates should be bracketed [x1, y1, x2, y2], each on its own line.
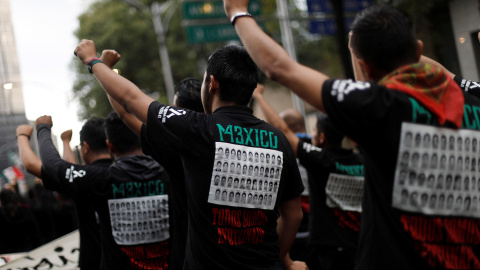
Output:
[453, 75, 480, 97]
[322, 79, 410, 144]
[144, 101, 210, 154]
[37, 124, 106, 197]
[296, 141, 325, 171]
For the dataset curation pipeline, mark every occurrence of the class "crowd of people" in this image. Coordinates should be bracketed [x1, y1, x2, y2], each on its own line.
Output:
[1, 1, 479, 269]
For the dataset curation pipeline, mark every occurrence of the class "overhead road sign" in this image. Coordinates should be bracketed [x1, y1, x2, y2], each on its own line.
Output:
[183, 0, 261, 20]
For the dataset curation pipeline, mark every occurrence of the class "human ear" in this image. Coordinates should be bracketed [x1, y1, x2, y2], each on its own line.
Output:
[415, 40, 424, 62]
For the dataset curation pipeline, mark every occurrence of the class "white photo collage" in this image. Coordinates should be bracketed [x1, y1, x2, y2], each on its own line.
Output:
[208, 142, 283, 210]
[393, 122, 480, 218]
[109, 195, 169, 245]
[326, 173, 364, 212]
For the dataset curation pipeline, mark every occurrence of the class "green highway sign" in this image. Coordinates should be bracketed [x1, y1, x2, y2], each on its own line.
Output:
[186, 22, 265, 43]
[183, 0, 261, 20]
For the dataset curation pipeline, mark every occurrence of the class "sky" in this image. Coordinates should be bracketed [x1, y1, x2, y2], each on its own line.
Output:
[9, 0, 95, 146]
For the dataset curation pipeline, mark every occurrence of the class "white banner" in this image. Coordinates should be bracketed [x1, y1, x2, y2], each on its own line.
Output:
[0, 230, 79, 270]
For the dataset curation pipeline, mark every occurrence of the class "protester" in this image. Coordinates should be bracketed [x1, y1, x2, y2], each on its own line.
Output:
[17, 119, 109, 268]
[37, 112, 172, 269]
[102, 49, 205, 269]
[14, 51, 122, 270]
[103, 48, 204, 270]
[74, 41, 305, 269]
[224, 2, 480, 269]
[253, 84, 364, 270]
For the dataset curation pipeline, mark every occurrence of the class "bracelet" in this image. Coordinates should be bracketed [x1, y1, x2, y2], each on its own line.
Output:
[16, 133, 30, 139]
[85, 57, 100, 65]
[87, 60, 104, 74]
[230, 12, 253, 26]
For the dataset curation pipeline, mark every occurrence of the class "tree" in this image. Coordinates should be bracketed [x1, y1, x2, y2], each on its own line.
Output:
[72, 0, 218, 119]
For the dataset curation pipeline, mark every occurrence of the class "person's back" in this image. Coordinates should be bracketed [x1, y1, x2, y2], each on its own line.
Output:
[295, 113, 364, 270]
[316, 6, 479, 269]
[37, 113, 172, 270]
[141, 45, 304, 269]
[40, 117, 111, 270]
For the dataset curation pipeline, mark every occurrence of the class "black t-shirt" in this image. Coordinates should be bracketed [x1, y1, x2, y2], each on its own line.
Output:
[322, 79, 480, 270]
[38, 124, 172, 270]
[297, 142, 364, 249]
[41, 158, 111, 270]
[143, 102, 304, 269]
[141, 125, 187, 270]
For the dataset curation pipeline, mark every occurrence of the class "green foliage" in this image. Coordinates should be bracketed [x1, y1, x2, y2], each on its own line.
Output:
[72, 0, 219, 119]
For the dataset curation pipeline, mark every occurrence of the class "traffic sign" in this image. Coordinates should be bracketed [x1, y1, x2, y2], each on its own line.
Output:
[186, 22, 265, 43]
[306, 0, 371, 13]
[309, 17, 355, 35]
[183, 0, 261, 20]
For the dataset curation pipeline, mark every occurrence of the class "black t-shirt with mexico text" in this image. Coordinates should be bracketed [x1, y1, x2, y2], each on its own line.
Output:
[38, 124, 172, 270]
[297, 143, 364, 249]
[322, 79, 480, 270]
[144, 102, 304, 269]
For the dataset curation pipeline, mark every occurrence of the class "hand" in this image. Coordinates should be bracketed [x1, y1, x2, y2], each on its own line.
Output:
[100, 50, 121, 69]
[16, 125, 34, 138]
[252, 84, 265, 99]
[284, 261, 308, 270]
[74, 39, 98, 64]
[36, 115, 53, 127]
[61, 129, 73, 142]
[223, 0, 249, 17]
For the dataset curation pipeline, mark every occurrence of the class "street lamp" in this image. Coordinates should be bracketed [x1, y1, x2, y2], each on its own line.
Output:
[121, 0, 178, 105]
[2, 82, 14, 114]
[3, 83, 13, 90]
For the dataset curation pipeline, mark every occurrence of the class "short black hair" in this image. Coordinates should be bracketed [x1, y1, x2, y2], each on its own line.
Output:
[174, 78, 204, 113]
[104, 112, 141, 154]
[316, 113, 344, 146]
[80, 117, 109, 154]
[206, 45, 259, 105]
[350, 5, 418, 73]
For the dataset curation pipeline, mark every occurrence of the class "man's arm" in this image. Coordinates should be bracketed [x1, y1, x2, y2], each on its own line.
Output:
[252, 84, 300, 156]
[36, 116, 66, 182]
[99, 49, 143, 136]
[74, 40, 154, 124]
[277, 196, 303, 262]
[61, 129, 77, 164]
[107, 94, 142, 137]
[223, 1, 329, 112]
[16, 125, 42, 178]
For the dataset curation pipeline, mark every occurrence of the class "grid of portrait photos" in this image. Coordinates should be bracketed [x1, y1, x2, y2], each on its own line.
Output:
[109, 195, 170, 245]
[393, 122, 480, 218]
[208, 142, 283, 210]
[325, 173, 364, 212]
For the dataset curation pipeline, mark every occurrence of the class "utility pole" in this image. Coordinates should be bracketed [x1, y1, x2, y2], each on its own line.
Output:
[122, 0, 177, 105]
[276, 0, 307, 122]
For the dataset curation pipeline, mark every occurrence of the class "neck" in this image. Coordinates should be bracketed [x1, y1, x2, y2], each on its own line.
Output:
[114, 148, 143, 159]
[211, 97, 240, 113]
[88, 153, 112, 164]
